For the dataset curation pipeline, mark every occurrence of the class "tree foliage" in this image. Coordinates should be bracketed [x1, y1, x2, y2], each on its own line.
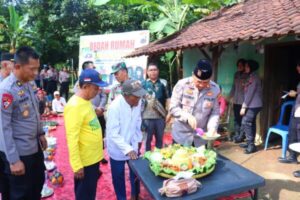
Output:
[0, 0, 241, 82]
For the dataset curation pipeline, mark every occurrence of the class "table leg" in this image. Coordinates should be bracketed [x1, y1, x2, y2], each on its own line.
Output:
[252, 188, 258, 200]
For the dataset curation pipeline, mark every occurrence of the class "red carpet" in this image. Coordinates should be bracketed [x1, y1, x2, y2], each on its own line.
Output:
[46, 116, 153, 200]
[45, 117, 251, 200]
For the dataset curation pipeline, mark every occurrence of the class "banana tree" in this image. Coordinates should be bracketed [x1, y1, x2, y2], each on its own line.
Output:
[0, 6, 29, 53]
[90, 0, 240, 86]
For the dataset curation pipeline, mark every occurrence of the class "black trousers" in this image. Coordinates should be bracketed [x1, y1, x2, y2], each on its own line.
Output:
[74, 162, 100, 200]
[60, 81, 70, 100]
[46, 80, 57, 97]
[98, 116, 106, 151]
[233, 104, 243, 136]
[288, 114, 300, 150]
[0, 150, 45, 200]
[0, 156, 9, 200]
[241, 107, 261, 144]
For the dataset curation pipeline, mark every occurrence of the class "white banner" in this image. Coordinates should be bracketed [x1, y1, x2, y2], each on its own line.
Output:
[79, 30, 149, 86]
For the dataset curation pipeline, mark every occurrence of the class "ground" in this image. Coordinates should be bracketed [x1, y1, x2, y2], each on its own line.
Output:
[218, 141, 300, 200]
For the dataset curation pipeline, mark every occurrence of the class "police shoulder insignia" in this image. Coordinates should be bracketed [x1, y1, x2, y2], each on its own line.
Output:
[2, 93, 13, 109]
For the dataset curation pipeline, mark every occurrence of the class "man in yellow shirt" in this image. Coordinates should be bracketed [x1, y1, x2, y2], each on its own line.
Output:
[64, 68, 108, 200]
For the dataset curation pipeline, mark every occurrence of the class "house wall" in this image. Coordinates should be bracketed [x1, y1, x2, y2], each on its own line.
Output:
[182, 43, 265, 96]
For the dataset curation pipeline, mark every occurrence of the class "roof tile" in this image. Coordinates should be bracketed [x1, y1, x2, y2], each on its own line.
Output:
[127, 0, 300, 57]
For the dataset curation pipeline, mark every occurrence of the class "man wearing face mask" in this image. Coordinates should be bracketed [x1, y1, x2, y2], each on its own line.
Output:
[169, 59, 220, 146]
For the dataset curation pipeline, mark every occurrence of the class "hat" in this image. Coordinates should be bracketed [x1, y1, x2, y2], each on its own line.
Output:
[111, 62, 127, 74]
[193, 59, 212, 80]
[1, 52, 14, 62]
[79, 69, 108, 87]
[122, 79, 147, 97]
[246, 59, 259, 73]
[54, 91, 60, 96]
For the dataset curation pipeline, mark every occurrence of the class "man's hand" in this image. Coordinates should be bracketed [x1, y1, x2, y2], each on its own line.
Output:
[10, 160, 25, 176]
[74, 168, 84, 180]
[240, 107, 246, 116]
[288, 90, 297, 98]
[165, 113, 172, 124]
[39, 135, 48, 151]
[138, 143, 142, 156]
[187, 114, 197, 130]
[127, 150, 138, 160]
[95, 108, 104, 116]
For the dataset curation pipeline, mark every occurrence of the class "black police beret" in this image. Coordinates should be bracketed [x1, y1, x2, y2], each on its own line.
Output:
[193, 59, 212, 80]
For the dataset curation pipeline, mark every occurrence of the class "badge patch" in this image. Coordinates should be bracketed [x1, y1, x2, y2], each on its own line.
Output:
[2, 93, 13, 109]
[22, 109, 29, 117]
[197, 70, 202, 77]
[18, 90, 25, 96]
[204, 101, 213, 108]
[185, 89, 194, 95]
[206, 91, 213, 96]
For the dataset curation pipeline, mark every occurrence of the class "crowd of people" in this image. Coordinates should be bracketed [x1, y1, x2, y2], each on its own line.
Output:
[0, 45, 299, 200]
[36, 65, 71, 100]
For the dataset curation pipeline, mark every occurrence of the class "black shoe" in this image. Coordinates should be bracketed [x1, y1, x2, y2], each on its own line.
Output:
[293, 170, 300, 178]
[244, 144, 257, 154]
[278, 156, 298, 164]
[101, 158, 108, 164]
[234, 137, 244, 144]
[239, 143, 248, 148]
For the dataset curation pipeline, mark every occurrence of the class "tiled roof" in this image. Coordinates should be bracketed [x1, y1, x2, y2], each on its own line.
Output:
[127, 0, 300, 57]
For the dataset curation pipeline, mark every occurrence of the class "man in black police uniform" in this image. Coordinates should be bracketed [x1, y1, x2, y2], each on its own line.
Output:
[0, 46, 47, 200]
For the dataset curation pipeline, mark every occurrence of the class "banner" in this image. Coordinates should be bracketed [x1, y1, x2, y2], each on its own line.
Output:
[79, 30, 149, 86]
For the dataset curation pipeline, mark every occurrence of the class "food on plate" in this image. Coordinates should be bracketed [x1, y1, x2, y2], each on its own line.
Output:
[144, 144, 217, 177]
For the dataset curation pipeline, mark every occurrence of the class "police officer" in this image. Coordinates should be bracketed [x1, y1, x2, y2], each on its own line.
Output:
[169, 59, 220, 146]
[239, 60, 262, 154]
[0, 52, 14, 200]
[59, 67, 70, 100]
[0, 46, 47, 200]
[108, 62, 129, 104]
[229, 58, 248, 142]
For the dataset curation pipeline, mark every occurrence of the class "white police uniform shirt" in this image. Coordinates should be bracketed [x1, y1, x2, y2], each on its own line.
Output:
[0, 73, 43, 164]
[169, 77, 220, 146]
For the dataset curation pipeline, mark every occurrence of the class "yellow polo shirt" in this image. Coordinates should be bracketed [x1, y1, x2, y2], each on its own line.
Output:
[64, 95, 103, 172]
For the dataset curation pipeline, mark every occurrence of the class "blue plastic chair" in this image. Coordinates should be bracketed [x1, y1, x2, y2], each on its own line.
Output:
[264, 101, 295, 158]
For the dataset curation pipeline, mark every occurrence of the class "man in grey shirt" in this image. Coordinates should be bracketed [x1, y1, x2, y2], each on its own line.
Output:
[0, 47, 47, 200]
[92, 89, 108, 164]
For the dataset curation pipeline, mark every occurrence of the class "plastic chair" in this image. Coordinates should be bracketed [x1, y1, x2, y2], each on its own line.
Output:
[264, 101, 295, 158]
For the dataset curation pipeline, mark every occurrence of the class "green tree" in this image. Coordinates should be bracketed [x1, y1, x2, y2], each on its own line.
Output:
[90, 0, 240, 87]
[0, 5, 30, 53]
[23, 0, 150, 68]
